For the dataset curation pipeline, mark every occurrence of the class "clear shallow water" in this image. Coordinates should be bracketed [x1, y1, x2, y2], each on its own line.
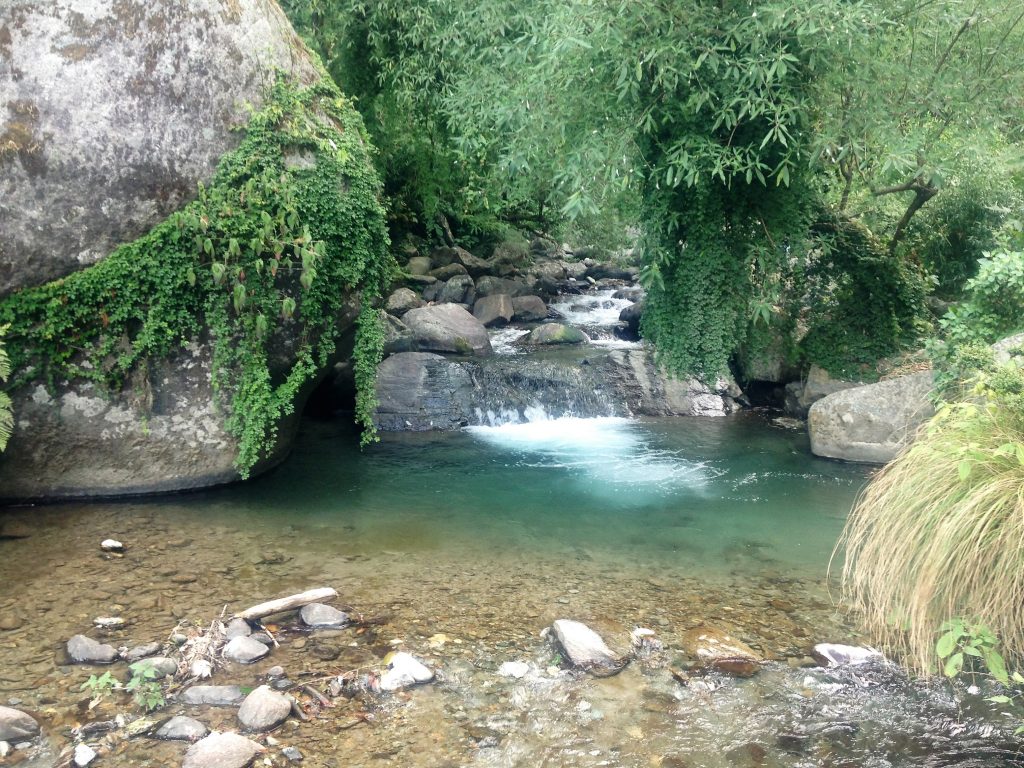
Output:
[2, 414, 1021, 767]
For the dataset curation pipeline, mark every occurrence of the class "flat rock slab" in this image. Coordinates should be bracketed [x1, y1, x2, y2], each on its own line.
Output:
[237, 685, 291, 732]
[0, 705, 40, 741]
[123, 642, 162, 662]
[67, 635, 118, 664]
[551, 620, 619, 669]
[223, 636, 270, 664]
[155, 715, 208, 741]
[299, 603, 349, 628]
[182, 686, 245, 707]
[681, 627, 762, 677]
[183, 732, 263, 768]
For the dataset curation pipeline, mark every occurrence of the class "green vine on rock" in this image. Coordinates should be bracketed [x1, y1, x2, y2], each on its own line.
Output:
[0, 72, 394, 476]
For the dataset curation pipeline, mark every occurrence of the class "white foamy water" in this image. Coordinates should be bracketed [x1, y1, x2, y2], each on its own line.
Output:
[466, 415, 716, 492]
[488, 327, 531, 355]
[549, 289, 635, 328]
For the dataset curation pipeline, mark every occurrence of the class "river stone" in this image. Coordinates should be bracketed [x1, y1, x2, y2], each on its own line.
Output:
[385, 288, 422, 317]
[224, 618, 252, 640]
[155, 715, 208, 741]
[439, 274, 476, 305]
[551, 620, 619, 669]
[378, 652, 434, 692]
[527, 323, 589, 345]
[132, 656, 178, 679]
[511, 295, 548, 322]
[0, 706, 39, 742]
[405, 256, 433, 276]
[182, 686, 245, 707]
[0, 0, 321, 296]
[237, 686, 291, 732]
[299, 603, 349, 628]
[429, 246, 492, 278]
[497, 661, 530, 679]
[681, 627, 763, 677]
[67, 635, 118, 664]
[473, 295, 514, 327]
[281, 746, 303, 763]
[476, 276, 530, 298]
[223, 636, 270, 664]
[428, 262, 469, 281]
[618, 300, 644, 339]
[123, 642, 162, 662]
[808, 370, 934, 463]
[183, 732, 263, 768]
[402, 305, 493, 357]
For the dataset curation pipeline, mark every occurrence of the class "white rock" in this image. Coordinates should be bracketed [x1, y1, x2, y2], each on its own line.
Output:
[92, 617, 125, 628]
[0, 741, 10, 758]
[497, 661, 529, 679]
[100, 539, 124, 552]
[74, 743, 97, 767]
[551, 619, 618, 668]
[378, 652, 434, 691]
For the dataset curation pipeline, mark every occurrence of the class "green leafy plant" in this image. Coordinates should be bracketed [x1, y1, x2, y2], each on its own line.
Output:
[125, 661, 166, 712]
[940, 250, 1024, 346]
[80, 671, 118, 710]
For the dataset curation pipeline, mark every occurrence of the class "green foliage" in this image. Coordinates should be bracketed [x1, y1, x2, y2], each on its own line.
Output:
[80, 671, 118, 710]
[0, 74, 393, 475]
[940, 250, 1024, 346]
[125, 661, 166, 712]
[839, 361, 1024, 672]
[800, 217, 929, 378]
[0, 324, 11, 452]
[935, 618, 1007, 683]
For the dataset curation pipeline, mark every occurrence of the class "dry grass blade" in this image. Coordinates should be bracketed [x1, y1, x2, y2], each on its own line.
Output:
[835, 386, 1024, 674]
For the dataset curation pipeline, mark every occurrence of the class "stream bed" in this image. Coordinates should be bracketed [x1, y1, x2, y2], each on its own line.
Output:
[2, 414, 1022, 766]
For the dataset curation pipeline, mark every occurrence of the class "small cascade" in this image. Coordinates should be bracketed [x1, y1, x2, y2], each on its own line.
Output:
[549, 288, 640, 347]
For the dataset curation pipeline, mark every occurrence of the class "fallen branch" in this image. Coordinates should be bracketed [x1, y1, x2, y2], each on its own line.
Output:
[234, 588, 338, 621]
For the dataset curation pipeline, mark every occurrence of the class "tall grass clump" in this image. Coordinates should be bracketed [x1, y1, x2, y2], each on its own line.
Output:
[838, 362, 1024, 674]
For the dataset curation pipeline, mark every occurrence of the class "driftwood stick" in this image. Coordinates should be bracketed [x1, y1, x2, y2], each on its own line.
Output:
[234, 588, 338, 620]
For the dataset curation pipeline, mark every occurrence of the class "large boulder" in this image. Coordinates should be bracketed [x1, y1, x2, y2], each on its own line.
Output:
[0, 6, 388, 500]
[808, 370, 935, 463]
[0, 0, 318, 296]
[512, 295, 548, 322]
[374, 353, 475, 431]
[0, 706, 39, 742]
[599, 349, 739, 417]
[430, 246, 492, 278]
[527, 323, 589, 345]
[476, 276, 531, 298]
[472, 295, 513, 328]
[618, 300, 644, 339]
[439, 274, 476, 305]
[402, 305, 493, 356]
[785, 365, 864, 418]
[385, 287, 422, 317]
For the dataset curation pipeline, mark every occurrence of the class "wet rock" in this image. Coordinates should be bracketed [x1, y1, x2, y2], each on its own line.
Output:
[222, 636, 270, 664]
[237, 686, 291, 732]
[378, 652, 434, 691]
[600, 349, 739, 417]
[527, 323, 589, 346]
[618, 300, 644, 339]
[472, 295, 514, 328]
[299, 603, 349, 628]
[812, 644, 884, 667]
[282, 745, 303, 762]
[132, 656, 178, 680]
[182, 685, 245, 707]
[808, 370, 934, 463]
[497, 661, 529, 679]
[681, 627, 762, 677]
[67, 635, 118, 664]
[0, 706, 39, 742]
[224, 618, 252, 640]
[155, 715, 208, 741]
[0, 616, 24, 631]
[123, 642, 162, 662]
[74, 743, 97, 767]
[385, 288, 423, 317]
[511, 295, 548, 322]
[373, 352, 475, 431]
[183, 732, 264, 768]
[612, 287, 645, 302]
[93, 616, 125, 628]
[402, 305, 493, 357]
[249, 631, 274, 645]
[551, 620, 619, 669]
[100, 539, 124, 552]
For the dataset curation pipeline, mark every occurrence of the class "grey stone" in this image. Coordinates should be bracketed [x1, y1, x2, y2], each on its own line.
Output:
[511, 295, 548, 322]
[237, 686, 291, 732]
[617, 300, 644, 339]
[428, 263, 469, 281]
[373, 353, 475, 431]
[402, 305, 492, 357]
[527, 323, 589, 345]
[67, 635, 118, 664]
[155, 715, 209, 741]
[265, 666, 285, 679]
[133, 656, 178, 680]
[786, 365, 865, 418]
[551, 620, 619, 669]
[439, 274, 476, 305]
[599, 349, 738, 417]
[223, 636, 270, 664]
[0, 0, 319, 297]
[0, 706, 39, 742]
[430, 246, 492, 278]
[378, 652, 434, 692]
[224, 618, 252, 640]
[809, 370, 934, 463]
[681, 627, 762, 677]
[182, 685, 245, 707]
[183, 732, 263, 768]
[611, 287, 644, 301]
[282, 746, 304, 762]
[472, 295, 514, 328]
[382, 314, 418, 356]
[385, 288, 423, 317]
[123, 642, 162, 662]
[405, 256, 433, 276]
[299, 603, 349, 628]
[475, 276, 530, 298]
